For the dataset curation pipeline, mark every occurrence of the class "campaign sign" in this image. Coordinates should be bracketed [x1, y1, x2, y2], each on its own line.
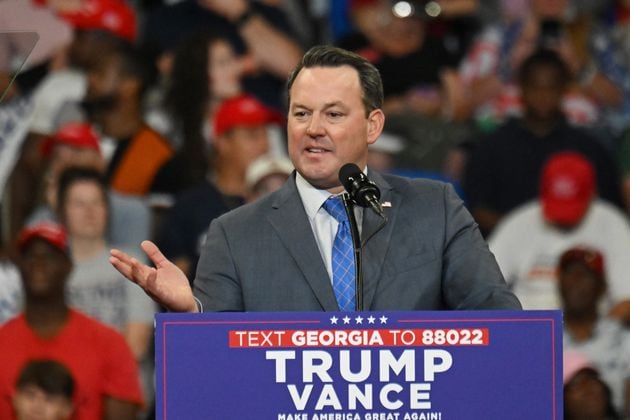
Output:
[156, 310, 562, 420]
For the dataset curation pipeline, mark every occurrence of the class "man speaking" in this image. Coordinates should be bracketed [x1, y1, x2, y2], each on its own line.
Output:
[110, 45, 521, 313]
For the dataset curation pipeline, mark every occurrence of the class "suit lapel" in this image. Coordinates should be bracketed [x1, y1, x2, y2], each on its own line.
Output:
[360, 171, 396, 310]
[267, 175, 339, 311]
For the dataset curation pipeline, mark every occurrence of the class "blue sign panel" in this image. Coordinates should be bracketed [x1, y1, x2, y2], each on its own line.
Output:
[156, 310, 562, 420]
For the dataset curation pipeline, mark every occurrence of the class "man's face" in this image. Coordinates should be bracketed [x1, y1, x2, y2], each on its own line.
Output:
[61, 180, 108, 241]
[287, 66, 383, 192]
[18, 240, 71, 300]
[559, 262, 604, 313]
[13, 384, 73, 420]
[83, 55, 122, 122]
[216, 126, 270, 177]
[521, 65, 565, 121]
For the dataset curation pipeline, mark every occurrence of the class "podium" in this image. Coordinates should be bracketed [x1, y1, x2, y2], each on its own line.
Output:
[156, 310, 562, 419]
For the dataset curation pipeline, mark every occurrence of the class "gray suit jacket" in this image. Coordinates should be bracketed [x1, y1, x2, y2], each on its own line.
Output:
[194, 171, 521, 311]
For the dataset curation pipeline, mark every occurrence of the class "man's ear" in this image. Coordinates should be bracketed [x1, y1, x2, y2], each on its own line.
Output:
[366, 109, 385, 146]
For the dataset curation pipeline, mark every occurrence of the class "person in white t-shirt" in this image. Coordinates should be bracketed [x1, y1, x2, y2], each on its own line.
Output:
[56, 166, 156, 405]
[489, 151, 630, 322]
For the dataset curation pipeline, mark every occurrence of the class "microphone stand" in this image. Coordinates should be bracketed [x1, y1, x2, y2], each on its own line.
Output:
[341, 193, 363, 311]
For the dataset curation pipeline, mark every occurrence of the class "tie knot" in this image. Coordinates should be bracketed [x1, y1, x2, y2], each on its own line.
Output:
[322, 195, 348, 224]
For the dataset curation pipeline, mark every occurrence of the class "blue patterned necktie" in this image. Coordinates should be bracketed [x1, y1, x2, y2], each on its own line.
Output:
[322, 195, 356, 311]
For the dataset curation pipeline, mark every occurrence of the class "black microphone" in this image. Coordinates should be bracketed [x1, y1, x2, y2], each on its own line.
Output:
[339, 163, 387, 220]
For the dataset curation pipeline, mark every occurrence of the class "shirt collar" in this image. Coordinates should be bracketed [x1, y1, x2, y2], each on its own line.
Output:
[294, 167, 369, 221]
[295, 172, 332, 222]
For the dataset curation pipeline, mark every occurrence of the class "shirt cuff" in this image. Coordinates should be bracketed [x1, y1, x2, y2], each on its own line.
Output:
[193, 296, 203, 313]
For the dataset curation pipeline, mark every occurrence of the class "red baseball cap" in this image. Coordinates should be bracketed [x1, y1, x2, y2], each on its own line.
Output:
[540, 152, 595, 226]
[41, 122, 101, 157]
[213, 94, 283, 138]
[57, 0, 137, 42]
[17, 222, 70, 256]
[559, 246, 605, 281]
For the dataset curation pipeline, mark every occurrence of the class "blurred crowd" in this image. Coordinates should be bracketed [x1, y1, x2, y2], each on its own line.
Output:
[3, 0, 630, 418]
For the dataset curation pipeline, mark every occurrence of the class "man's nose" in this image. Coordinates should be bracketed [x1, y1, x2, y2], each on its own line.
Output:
[306, 114, 325, 137]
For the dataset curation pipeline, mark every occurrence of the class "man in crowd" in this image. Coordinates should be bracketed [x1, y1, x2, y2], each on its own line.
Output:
[0, 222, 144, 419]
[156, 94, 277, 278]
[83, 41, 173, 197]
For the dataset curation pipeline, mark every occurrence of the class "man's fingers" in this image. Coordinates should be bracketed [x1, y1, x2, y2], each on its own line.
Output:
[110, 248, 133, 265]
[110, 248, 139, 282]
[141, 240, 170, 269]
[110, 248, 155, 289]
[128, 256, 156, 288]
[109, 255, 134, 281]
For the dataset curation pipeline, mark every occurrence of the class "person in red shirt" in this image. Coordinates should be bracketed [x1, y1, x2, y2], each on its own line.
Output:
[0, 222, 143, 420]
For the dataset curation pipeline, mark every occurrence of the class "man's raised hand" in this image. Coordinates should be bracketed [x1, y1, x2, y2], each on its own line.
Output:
[110, 240, 198, 312]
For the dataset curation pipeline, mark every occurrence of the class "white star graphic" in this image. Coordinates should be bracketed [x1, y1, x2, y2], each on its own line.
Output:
[379, 315, 388, 324]
[367, 316, 376, 324]
[355, 316, 364, 324]
[330, 316, 338, 325]
[343, 316, 351, 324]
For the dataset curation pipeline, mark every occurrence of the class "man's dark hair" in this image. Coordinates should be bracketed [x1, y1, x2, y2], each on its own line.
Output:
[57, 167, 109, 215]
[286, 45, 384, 116]
[517, 48, 572, 87]
[16, 359, 75, 398]
[564, 369, 620, 419]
